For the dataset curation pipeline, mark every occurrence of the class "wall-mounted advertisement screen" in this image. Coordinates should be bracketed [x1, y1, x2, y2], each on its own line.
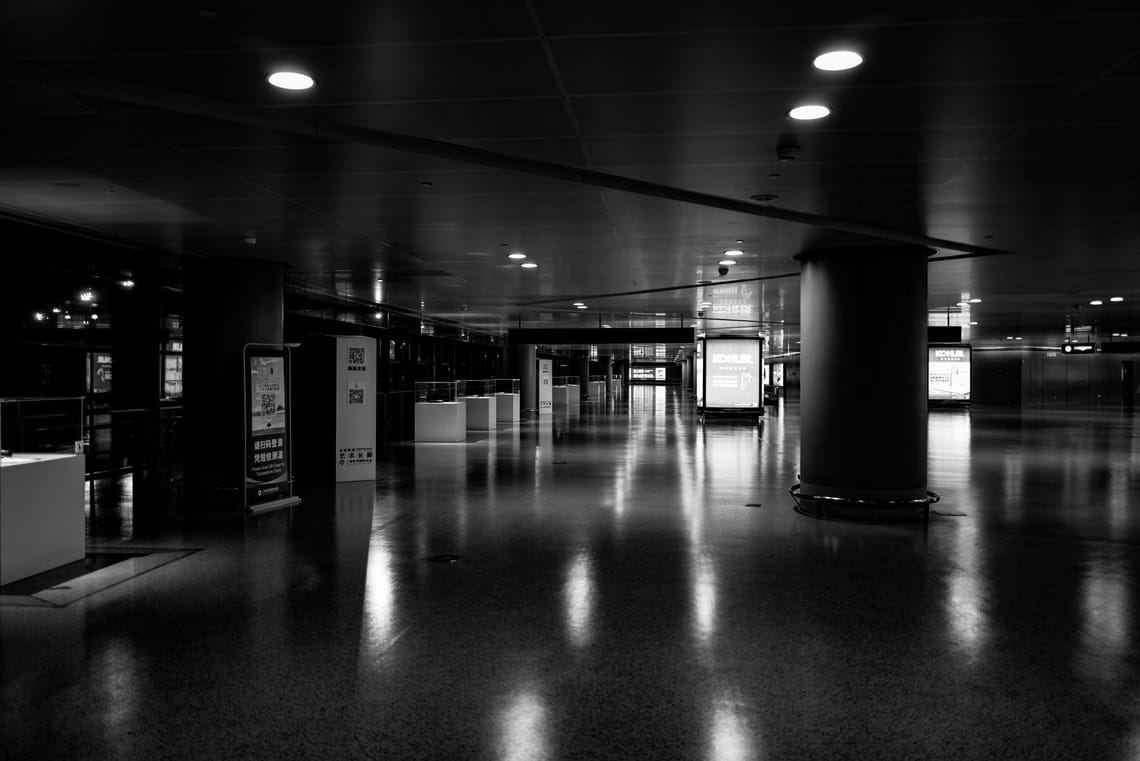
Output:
[928, 345, 971, 401]
[704, 338, 760, 409]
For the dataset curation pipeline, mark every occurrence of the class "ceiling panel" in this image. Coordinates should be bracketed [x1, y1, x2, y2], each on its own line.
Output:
[1, 3, 1137, 348]
[1, 0, 536, 56]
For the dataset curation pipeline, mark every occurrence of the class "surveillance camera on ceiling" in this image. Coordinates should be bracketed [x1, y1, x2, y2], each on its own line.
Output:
[718, 265, 729, 277]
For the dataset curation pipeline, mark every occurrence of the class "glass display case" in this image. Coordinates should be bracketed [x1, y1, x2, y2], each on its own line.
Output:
[458, 380, 494, 397]
[1, 397, 87, 586]
[492, 378, 520, 394]
[414, 383, 465, 441]
[415, 381, 458, 404]
[1, 396, 86, 458]
[552, 376, 579, 387]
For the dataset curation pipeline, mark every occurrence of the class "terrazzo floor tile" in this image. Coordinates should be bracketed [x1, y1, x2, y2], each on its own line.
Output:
[2, 389, 1139, 760]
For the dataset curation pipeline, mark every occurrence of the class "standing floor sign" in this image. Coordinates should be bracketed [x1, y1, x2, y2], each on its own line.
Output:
[702, 337, 761, 411]
[538, 359, 552, 413]
[244, 345, 298, 511]
[928, 345, 971, 401]
[334, 336, 376, 482]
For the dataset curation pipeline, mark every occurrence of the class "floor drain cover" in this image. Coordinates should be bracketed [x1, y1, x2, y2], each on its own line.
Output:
[428, 554, 461, 563]
[553, 461, 569, 465]
[746, 503, 763, 508]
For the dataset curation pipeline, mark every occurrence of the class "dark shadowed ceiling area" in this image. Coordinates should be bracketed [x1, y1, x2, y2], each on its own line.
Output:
[1, 2, 1137, 352]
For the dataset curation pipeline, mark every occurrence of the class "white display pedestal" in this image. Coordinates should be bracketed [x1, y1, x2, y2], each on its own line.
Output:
[414, 402, 466, 442]
[552, 386, 571, 407]
[1, 453, 86, 586]
[463, 396, 497, 431]
[495, 393, 520, 422]
[589, 381, 606, 400]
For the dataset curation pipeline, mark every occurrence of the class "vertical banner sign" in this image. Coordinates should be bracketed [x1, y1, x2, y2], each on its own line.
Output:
[335, 336, 376, 482]
[704, 338, 761, 409]
[538, 359, 553, 413]
[928, 345, 971, 400]
[246, 349, 290, 505]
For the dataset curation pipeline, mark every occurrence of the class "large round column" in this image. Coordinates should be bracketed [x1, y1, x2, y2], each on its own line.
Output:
[183, 257, 284, 511]
[512, 343, 537, 414]
[795, 245, 932, 520]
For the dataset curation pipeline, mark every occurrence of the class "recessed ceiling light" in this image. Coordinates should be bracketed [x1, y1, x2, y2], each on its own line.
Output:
[79, 290, 94, 302]
[969, 321, 978, 326]
[957, 302, 968, 307]
[121, 279, 135, 288]
[968, 298, 982, 303]
[33, 312, 44, 321]
[1005, 336, 1014, 340]
[508, 252, 527, 260]
[572, 302, 585, 307]
[719, 259, 736, 266]
[1110, 296, 1124, 302]
[576, 304, 588, 309]
[90, 314, 98, 320]
[789, 105, 830, 121]
[51, 307, 61, 314]
[1015, 336, 1022, 340]
[374, 312, 383, 319]
[520, 262, 538, 269]
[813, 50, 863, 71]
[723, 249, 743, 257]
[267, 71, 314, 90]
[1090, 300, 1103, 306]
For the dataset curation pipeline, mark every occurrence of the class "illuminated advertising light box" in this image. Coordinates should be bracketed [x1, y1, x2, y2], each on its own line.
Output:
[928, 345, 971, 401]
[695, 346, 704, 406]
[704, 338, 760, 409]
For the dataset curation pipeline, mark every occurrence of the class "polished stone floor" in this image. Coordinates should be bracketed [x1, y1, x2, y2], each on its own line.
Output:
[2, 387, 1139, 760]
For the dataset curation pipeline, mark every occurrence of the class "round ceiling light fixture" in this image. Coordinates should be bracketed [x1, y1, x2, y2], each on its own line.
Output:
[723, 249, 743, 257]
[1090, 299, 1103, 306]
[719, 259, 737, 266]
[968, 298, 982, 303]
[1110, 296, 1124, 302]
[576, 304, 588, 310]
[520, 262, 538, 269]
[813, 50, 863, 71]
[507, 252, 527, 260]
[789, 104, 830, 121]
[267, 71, 315, 90]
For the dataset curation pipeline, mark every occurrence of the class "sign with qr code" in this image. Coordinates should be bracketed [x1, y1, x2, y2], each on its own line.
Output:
[246, 350, 291, 506]
[336, 337, 377, 482]
[346, 346, 367, 372]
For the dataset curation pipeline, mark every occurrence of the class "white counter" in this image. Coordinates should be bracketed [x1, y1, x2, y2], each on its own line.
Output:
[1, 453, 86, 585]
[463, 395, 497, 431]
[494, 392, 520, 422]
[414, 402, 467, 442]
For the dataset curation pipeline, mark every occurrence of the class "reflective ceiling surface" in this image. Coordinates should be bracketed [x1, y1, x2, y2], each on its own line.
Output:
[0, 3, 1137, 350]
